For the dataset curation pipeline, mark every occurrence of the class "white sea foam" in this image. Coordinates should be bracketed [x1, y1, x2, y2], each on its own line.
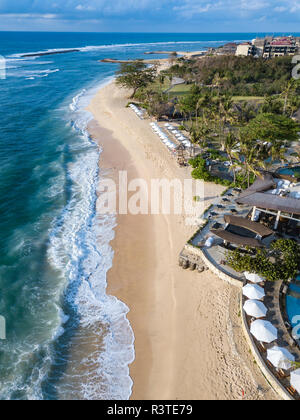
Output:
[69, 89, 86, 112]
[7, 38, 248, 61]
[13, 68, 60, 80]
[46, 78, 134, 400]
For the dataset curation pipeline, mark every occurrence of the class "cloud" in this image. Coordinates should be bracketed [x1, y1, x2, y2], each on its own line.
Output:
[0, 0, 299, 31]
[0, 0, 298, 19]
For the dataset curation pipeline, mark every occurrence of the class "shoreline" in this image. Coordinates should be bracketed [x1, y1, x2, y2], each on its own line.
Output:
[87, 80, 279, 400]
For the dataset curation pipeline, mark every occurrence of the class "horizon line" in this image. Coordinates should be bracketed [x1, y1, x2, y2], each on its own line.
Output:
[0, 30, 300, 34]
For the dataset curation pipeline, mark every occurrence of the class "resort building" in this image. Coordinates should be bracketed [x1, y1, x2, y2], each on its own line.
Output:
[252, 37, 265, 56]
[236, 36, 299, 59]
[236, 174, 300, 231]
[236, 43, 256, 57]
[263, 38, 298, 58]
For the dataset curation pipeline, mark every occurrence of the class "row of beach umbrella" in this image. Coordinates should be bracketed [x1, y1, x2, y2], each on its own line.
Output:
[242, 272, 299, 395]
[150, 123, 176, 150]
[242, 279, 277, 344]
[129, 103, 145, 119]
[164, 123, 192, 148]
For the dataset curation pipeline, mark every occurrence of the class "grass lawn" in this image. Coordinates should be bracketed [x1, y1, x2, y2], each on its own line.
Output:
[232, 96, 265, 103]
[168, 84, 193, 97]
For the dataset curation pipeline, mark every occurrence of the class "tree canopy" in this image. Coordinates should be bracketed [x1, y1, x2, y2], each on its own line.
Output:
[116, 60, 157, 98]
[241, 113, 299, 145]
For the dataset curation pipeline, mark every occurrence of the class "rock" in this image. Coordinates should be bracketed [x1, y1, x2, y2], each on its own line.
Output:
[182, 260, 189, 270]
[189, 263, 196, 271]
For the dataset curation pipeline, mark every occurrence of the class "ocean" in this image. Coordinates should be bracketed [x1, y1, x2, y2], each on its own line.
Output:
[0, 31, 298, 400]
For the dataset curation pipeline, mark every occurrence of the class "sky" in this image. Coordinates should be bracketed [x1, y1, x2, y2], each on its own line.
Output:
[0, 0, 299, 32]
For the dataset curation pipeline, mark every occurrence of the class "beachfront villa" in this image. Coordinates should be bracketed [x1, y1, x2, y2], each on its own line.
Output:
[236, 36, 299, 58]
[236, 43, 257, 57]
[180, 169, 300, 400]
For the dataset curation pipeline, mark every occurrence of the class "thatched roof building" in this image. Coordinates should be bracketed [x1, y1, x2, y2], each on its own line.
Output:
[224, 215, 274, 238]
[211, 229, 264, 248]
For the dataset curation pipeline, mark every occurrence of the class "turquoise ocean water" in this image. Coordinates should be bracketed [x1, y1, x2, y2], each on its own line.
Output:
[1, 32, 299, 400]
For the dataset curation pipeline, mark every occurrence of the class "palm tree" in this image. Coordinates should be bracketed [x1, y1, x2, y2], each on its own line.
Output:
[281, 80, 297, 116]
[214, 95, 237, 151]
[224, 133, 238, 184]
[239, 138, 267, 187]
[237, 102, 257, 124]
[212, 72, 227, 95]
[188, 119, 210, 156]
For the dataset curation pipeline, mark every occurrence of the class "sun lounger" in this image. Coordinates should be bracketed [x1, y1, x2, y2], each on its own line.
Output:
[287, 386, 297, 397]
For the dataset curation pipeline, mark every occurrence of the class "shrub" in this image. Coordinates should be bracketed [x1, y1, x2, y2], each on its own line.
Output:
[225, 239, 300, 282]
[189, 156, 244, 188]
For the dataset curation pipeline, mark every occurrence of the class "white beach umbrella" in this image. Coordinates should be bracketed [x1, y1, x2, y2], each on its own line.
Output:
[243, 284, 265, 300]
[243, 300, 267, 318]
[267, 346, 295, 370]
[244, 272, 265, 284]
[291, 370, 300, 394]
[250, 320, 278, 343]
[205, 237, 215, 248]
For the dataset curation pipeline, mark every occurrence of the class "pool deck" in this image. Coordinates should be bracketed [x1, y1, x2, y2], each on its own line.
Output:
[242, 280, 300, 400]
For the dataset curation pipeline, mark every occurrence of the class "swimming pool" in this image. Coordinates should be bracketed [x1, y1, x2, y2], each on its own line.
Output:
[286, 280, 300, 328]
[276, 166, 300, 179]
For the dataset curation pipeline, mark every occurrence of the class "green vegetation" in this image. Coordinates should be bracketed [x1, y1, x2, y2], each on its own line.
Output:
[116, 60, 157, 99]
[232, 96, 264, 103]
[226, 239, 300, 282]
[168, 84, 193, 98]
[189, 155, 255, 189]
[168, 55, 297, 97]
[115, 54, 300, 190]
[189, 156, 231, 186]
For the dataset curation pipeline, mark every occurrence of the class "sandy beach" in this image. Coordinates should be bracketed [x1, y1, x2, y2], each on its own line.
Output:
[87, 81, 279, 400]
